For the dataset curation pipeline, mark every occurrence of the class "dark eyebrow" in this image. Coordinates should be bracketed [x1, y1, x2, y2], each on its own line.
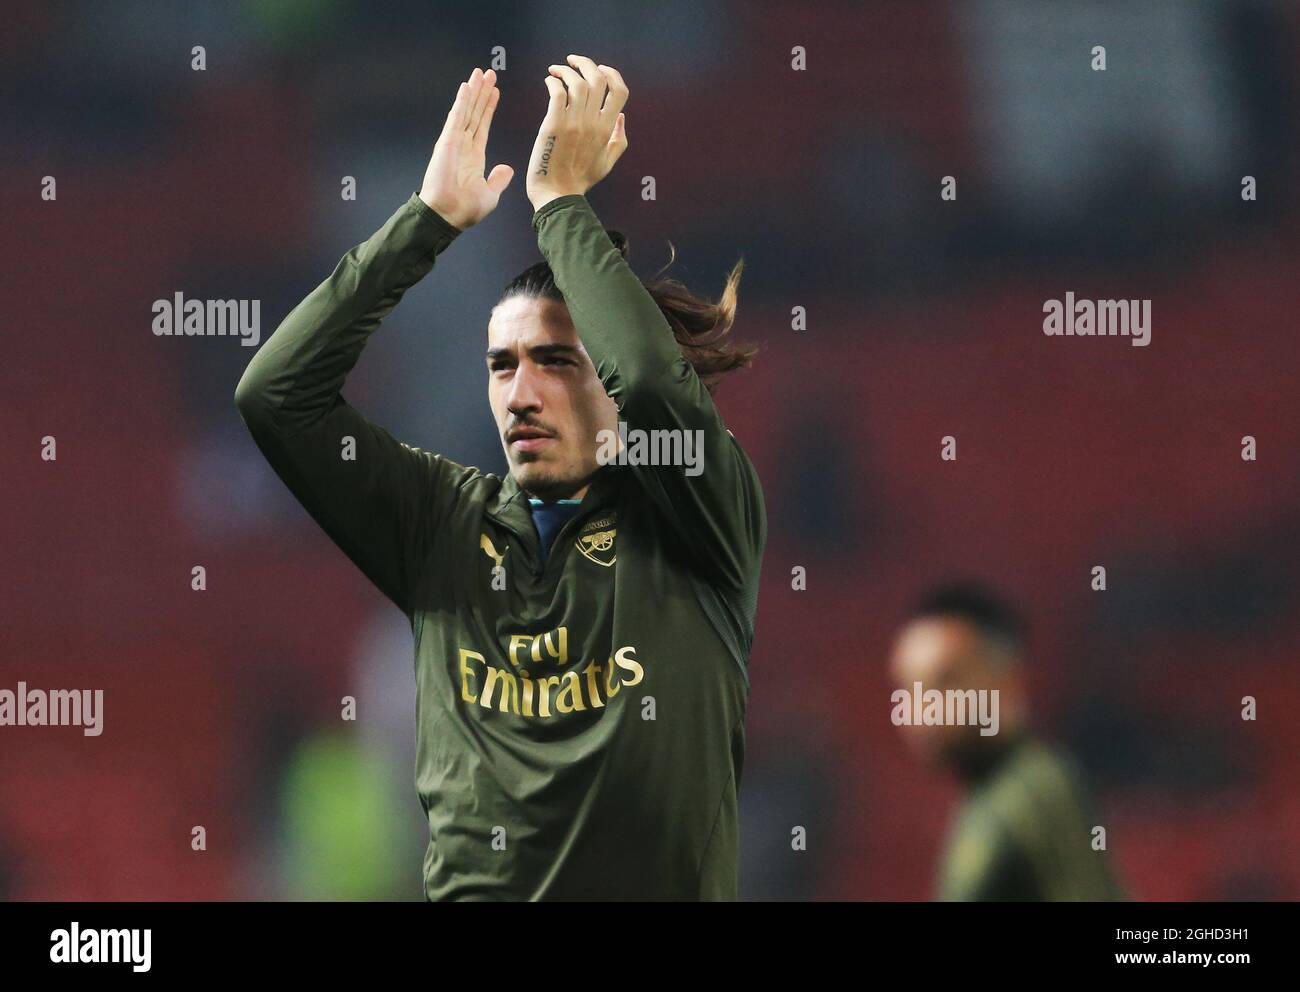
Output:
[486, 344, 582, 362]
[529, 344, 582, 359]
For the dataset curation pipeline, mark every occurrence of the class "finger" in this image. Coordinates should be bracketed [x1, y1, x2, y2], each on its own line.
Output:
[596, 64, 629, 120]
[541, 75, 567, 123]
[606, 113, 628, 166]
[465, 67, 490, 132]
[547, 64, 588, 115]
[486, 163, 514, 196]
[442, 81, 470, 139]
[565, 54, 607, 123]
[447, 67, 483, 136]
[472, 84, 500, 152]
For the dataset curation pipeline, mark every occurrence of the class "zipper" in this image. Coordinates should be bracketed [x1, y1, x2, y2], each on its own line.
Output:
[486, 516, 542, 577]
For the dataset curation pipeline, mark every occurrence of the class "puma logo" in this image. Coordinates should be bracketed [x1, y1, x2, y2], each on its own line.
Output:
[480, 533, 508, 569]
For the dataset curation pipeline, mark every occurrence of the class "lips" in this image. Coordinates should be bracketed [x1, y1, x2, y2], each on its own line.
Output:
[507, 426, 555, 451]
[512, 437, 552, 452]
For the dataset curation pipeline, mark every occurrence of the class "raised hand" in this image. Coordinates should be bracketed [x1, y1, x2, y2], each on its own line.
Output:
[419, 67, 514, 230]
[526, 55, 629, 212]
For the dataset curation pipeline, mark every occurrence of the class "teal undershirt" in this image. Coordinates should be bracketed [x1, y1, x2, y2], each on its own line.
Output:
[527, 498, 584, 566]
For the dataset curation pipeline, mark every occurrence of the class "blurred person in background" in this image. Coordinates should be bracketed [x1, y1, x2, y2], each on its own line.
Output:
[235, 57, 764, 900]
[889, 582, 1125, 901]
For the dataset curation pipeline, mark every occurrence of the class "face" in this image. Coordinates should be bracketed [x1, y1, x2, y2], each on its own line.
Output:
[487, 295, 619, 500]
[888, 617, 1019, 768]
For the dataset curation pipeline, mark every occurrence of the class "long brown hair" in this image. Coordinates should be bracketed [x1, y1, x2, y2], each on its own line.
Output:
[499, 229, 757, 394]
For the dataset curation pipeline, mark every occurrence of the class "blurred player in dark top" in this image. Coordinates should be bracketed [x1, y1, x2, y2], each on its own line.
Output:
[889, 583, 1125, 901]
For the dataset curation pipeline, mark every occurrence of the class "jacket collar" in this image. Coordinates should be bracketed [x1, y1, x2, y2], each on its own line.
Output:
[486, 464, 623, 534]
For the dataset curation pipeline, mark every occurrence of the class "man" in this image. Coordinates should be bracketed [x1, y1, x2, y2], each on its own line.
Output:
[234, 58, 765, 900]
[888, 583, 1124, 901]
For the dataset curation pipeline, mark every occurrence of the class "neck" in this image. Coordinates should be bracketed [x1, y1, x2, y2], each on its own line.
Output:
[523, 482, 590, 503]
[952, 727, 1026, 786]
[517, 467, 601, 503]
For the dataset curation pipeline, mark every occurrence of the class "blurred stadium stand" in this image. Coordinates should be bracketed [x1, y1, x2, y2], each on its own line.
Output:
[3, 0, 1299, 899]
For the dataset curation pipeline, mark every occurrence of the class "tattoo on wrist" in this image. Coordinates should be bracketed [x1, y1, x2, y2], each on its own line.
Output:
[536, 134, 556, 175]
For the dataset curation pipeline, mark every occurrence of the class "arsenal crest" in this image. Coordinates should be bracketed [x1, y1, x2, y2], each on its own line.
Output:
[575, 512, 617, 567]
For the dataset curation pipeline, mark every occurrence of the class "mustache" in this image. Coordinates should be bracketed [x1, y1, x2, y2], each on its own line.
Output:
[504, 416, 557, 441]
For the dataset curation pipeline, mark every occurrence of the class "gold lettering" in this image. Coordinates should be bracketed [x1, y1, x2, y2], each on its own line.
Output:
[604, 654, 621, 698]
[543, 626, 569, 666]
[459, 642, 644, 718]
[537, 675, 561, 717]
[519, 669, 535, 717]
[613, 645, 644, 687]
[507, 634, 531, 669]
[459, 649, 484, 703]
[585, 662, 605, 708]
[481, 666, 519, 714]
[555, 670, 586, 713]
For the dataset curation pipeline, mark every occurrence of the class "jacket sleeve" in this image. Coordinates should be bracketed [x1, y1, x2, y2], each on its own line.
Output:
[532, 194, 766, 591]
[939, 815, 1040, 902]
[234, 193, 478, 617]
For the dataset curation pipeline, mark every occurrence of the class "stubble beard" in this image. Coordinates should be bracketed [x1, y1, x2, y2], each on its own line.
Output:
[511, 448, 594, 501]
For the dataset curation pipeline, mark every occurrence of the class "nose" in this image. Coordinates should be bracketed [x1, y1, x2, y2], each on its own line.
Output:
[506, 360, 543, 418]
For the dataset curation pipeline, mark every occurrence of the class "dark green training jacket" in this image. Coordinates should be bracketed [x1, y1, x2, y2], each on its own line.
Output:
[938, 736, 1126, 901]
[234, 192, 766, 900]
